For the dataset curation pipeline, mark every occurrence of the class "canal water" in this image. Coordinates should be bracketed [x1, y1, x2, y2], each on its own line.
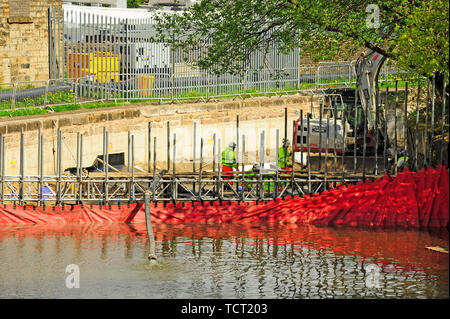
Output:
[0, 222, 448, 299]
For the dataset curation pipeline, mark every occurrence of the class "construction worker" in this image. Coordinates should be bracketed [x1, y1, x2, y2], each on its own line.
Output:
[278, 138, 292, 171]
[244, 163, 275, 193]
[396, 151, 409, 172]
[222, 141, 237, 182]
[242, 163, 260, 190]
[388, 150, 409, 174]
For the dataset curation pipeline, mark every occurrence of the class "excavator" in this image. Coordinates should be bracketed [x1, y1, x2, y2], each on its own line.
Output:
[294, 47, 390, 156]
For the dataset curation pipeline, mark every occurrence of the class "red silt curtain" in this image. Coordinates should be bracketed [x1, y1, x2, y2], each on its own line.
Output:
[0, 166, 448, 229]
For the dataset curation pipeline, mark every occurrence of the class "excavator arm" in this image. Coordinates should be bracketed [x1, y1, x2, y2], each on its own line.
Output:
[355, 48, 387, 132]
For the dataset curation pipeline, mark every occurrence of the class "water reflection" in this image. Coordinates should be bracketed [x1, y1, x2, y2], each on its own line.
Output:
[0, 223, 448, 299]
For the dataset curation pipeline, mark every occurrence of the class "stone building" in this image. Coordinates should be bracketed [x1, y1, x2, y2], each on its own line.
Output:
[0, 0, 62, 83]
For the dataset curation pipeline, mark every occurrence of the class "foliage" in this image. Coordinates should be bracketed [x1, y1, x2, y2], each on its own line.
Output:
[127, 0, 143, 8]
[154, 0, 449, 80]
[392, 0, 449, 78]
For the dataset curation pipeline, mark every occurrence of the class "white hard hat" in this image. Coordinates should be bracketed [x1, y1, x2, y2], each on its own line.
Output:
[229, 141, 236, 148]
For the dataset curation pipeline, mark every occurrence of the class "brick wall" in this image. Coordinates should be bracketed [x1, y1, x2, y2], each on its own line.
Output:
[0, 0, 62, 83]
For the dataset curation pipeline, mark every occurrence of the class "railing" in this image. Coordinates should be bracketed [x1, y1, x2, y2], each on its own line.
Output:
[35, 5, 414, 110]
[0, 77, 101, 114]
[0, 63, 410, 115]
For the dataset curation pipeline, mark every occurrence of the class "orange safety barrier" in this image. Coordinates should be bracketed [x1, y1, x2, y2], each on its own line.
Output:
[0, 165, 448, 228]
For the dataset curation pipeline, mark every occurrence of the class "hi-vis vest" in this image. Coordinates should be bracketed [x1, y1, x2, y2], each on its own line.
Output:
[244, 169, 275, 192]
[278, 146, 292, 168]
[397, 156, 409, 167]
[222, 146, 237, 168]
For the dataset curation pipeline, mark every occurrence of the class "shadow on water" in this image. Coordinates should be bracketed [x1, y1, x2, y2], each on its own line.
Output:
[0, 222, 448, 298]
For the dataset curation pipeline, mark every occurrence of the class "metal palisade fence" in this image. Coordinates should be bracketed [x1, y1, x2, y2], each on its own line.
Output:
[47, 5, 405, 103]
[48, 5, 301, 102]
[0, 5, 407, 114]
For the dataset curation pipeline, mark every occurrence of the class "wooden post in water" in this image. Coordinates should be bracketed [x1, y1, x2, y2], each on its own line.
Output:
[144, 191, 157, 260]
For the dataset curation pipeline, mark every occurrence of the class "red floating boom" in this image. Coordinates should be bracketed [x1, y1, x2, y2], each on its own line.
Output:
[0, 166, 448, 228]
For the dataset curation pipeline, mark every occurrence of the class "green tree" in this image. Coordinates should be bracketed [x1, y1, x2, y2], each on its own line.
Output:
[154, 0, 448, 83]
[127, 0, 141, 8]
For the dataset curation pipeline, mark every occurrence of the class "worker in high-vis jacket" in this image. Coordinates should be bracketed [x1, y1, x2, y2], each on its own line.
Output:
[244, 163, 275, 193]
[278, 138, 292, 171]
[396, 151, 409, 172]
[222, 141, 237, 181]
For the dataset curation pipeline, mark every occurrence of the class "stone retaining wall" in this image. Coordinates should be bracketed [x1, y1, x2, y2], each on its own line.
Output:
[0, 95, 314, 175]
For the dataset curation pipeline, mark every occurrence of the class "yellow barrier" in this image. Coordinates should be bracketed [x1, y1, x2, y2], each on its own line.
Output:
[68, 52, 120, 83]
[137, 75, 154, 97]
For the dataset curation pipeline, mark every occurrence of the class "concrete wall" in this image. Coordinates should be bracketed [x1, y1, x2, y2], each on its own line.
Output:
[0, 0, 63, 83]
[0, 95, 313, 175]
